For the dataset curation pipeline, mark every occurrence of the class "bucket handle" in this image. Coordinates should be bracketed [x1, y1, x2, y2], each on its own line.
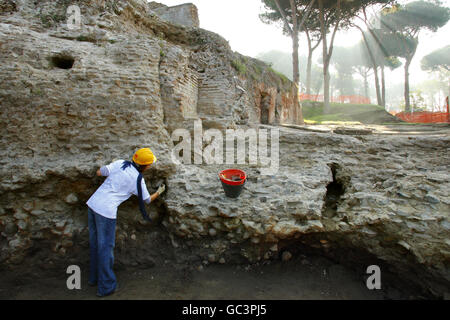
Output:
[220, 174, 246, 183]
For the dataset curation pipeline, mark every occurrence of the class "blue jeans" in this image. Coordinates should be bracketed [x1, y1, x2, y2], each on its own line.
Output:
[88, 207, 117, 296]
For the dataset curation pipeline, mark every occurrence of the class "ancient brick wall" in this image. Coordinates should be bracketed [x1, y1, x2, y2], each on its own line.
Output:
[152, 2, 200, 28]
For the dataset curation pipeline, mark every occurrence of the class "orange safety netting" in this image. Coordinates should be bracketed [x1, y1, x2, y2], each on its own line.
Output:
[395, 111, 450, 123]
[299, 94, 371, 105]
[299, 93, 323, 101]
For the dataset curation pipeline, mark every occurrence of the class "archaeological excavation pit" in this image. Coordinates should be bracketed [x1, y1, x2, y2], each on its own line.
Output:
[0, 0, 449, 302]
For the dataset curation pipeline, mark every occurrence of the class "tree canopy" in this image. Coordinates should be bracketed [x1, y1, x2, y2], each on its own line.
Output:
[421, 45, 450, 72]
[377, 0, 450, 112]
[378, 1, 450, 60]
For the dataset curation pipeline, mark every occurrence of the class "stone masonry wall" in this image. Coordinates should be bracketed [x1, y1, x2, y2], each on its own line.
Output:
[0, 0, 296, 270]
[151, 2, 199, 28]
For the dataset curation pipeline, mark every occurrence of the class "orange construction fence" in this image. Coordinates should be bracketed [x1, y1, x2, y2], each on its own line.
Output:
[395, 111, 450, 123]
[299, 93, 371, 105]
[395, 97, 450, 123]
[299, 93, 323, 101]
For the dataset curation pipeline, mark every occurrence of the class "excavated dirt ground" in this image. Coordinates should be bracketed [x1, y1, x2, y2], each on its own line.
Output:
[0, 253, 423, 300]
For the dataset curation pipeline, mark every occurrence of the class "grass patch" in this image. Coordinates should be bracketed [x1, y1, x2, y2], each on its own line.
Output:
[254, 63, 264, 75]
[269, 67, 290, 85]
[302, 102, 401, 125]
[231, 59, 247, 75]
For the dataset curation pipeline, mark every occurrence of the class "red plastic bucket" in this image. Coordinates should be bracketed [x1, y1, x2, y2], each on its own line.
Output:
[219, 169, 247, 198]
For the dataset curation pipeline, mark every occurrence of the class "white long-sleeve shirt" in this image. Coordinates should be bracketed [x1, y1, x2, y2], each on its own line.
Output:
[87, 160, 151, 219]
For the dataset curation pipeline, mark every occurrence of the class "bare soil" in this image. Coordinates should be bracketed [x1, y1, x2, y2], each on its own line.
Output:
[0, 254, 418, 300]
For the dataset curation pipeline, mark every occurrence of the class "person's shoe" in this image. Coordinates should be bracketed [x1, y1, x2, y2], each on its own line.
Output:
[96, 284, 120, 298]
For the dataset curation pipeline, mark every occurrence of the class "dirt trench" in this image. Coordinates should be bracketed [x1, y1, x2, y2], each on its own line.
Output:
[0, 211, 431, 300]
[0, 250, 423, 300]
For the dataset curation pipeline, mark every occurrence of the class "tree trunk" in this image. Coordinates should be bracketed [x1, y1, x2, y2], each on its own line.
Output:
[439, 74, 450, 113]
[273, 0, 303, 124]
[305, 31, 321, 97]
[306, 31, 312, 96]
[381, 66, 386, 108]
[358, 27, 382, 106]
[306, 52, 312, 96]
[292, 33, 300, 123]
[324, 68, 331, 106]
[318, 0, 340, 113]
[318, 0, 330, 113]
[404, 59, 411, 112]
[289, 0, 303, 124]
[373, 67, 382, 106]
[363, 70, 369, 100]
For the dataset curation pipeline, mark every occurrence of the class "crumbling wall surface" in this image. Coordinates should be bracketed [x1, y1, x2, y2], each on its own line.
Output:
[0, 0, 178, 269]
[165, 128, 450, 297]
[0, 0, 449, 298]
[0, 0, 295, 271]
[150, 2, 200, 28]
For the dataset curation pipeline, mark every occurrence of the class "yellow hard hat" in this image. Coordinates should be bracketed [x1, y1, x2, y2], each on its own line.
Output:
[133, 148, 157, 165]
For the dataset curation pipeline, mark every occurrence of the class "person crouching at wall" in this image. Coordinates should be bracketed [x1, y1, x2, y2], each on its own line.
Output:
[86, 147, 166, 297]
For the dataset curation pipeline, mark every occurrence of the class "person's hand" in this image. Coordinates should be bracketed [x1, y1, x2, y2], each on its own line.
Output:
[157, 184, 166, 195]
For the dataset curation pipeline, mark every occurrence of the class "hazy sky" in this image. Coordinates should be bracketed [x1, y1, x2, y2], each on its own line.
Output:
[157, 0, 450, 87]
